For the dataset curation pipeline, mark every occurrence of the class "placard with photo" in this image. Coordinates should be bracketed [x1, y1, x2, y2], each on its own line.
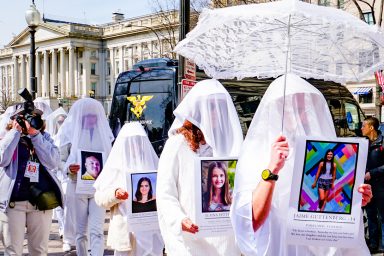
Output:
[76, 150, 104, 194]
[125, 170, 160, 232]
[193, 157, 237, 237]
[286, 136, 368, 247]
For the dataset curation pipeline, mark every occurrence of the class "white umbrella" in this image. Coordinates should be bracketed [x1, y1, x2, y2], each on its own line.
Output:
[174, 0, 384, 84]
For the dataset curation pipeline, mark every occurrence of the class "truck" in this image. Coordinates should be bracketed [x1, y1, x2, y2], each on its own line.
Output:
[109, 58, 365, 154]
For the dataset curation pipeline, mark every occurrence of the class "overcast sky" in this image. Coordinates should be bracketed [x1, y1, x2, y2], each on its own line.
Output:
[0, 0, 154, 47]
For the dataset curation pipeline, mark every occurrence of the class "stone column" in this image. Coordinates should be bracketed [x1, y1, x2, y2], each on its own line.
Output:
[51, 49, 58, 97]
[82, 49, 91, 98]
[43, 50, 49, 97]
[119, 46, 124, 73]
[13, 56, 19, 96]
[109, 47, 115, 90]
[26, 56, 31, 91]
[20, 55, 26, 90]
[68, 47, 75, 97]
[59, 48, 66, 97]
[36, 52, 41, 97]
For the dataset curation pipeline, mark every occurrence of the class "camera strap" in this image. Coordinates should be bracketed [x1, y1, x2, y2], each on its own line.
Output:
[23, 138, 40, 183]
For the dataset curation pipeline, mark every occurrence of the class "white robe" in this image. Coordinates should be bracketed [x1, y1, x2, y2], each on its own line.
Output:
[157, 134, 240, 256]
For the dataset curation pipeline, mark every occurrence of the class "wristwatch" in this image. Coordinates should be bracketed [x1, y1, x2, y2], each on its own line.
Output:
[261, 169, 279, 181]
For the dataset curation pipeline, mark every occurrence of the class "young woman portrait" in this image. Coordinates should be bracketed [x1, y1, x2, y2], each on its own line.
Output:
[132, 177, 157, 213]
[203, 161, 232, 212]
[311, 149, 337, 212]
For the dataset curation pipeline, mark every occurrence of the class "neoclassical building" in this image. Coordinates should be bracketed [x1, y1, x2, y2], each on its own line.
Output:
[0, 10, 178, 113]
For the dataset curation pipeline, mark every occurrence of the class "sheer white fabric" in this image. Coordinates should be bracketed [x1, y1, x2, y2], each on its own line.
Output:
[230, 73, 369, 255]
[45, 107, 67, 139]
[34, 97, 53, 119]
[174, 0, 384, 83]
[56, 98, 114, 171]
[157, 79, 243, 255]
[0, 105, 20, 138]
[169, 79, 243, 157]
[94, 122, 164, 256]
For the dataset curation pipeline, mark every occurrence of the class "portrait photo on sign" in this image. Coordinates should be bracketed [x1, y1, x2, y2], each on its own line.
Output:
[131, 172, 157, 213]
[201, 160, 236, 213]
[80, 151, 103, 181]
[298, 140, 359, 214]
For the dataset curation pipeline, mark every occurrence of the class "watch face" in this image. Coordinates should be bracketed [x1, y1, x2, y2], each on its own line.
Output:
[262, 169, 270, 180]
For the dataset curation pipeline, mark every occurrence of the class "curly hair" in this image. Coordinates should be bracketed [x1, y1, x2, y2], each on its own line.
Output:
[176, 120, 206, 152]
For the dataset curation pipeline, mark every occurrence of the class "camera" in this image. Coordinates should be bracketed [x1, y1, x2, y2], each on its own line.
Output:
[14, 88, 44, 130]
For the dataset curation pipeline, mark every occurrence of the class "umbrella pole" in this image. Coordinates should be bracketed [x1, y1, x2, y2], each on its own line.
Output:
[281, 14, 292, 134]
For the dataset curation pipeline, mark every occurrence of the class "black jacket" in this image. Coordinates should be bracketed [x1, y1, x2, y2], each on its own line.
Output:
[366, 131, 384, 186]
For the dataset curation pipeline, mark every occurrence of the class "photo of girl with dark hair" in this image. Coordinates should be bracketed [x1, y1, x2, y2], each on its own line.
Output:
[132, 176, 157, 213]
[311, 149, 337, 212]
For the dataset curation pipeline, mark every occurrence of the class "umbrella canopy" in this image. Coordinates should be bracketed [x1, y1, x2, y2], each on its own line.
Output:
[174, 0, 384, 83]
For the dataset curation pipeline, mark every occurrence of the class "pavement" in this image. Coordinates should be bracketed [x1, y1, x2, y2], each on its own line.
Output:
[0, 211, 114, 255]
[0, 211, 383, 256]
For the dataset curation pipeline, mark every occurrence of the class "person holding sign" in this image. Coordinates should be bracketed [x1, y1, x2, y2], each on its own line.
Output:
[94, 122, 164, 256]
[231, 74, 372, 256]
[311, 149, 337, 212]
[56, 98, 114, 256]
[203, 161, 232, 212]
[157, 79, 243, 255]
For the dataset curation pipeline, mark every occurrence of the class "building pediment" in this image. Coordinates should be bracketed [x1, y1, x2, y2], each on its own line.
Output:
[8, 23, 68, 47]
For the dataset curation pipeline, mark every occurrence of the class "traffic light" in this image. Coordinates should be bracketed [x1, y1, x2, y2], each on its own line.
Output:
[54, 85, 59, 95]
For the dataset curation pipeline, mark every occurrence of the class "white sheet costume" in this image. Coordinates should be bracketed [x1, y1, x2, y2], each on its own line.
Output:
[45, 107, 68, 244]
[56, 98, 114, 256]
[94, 122, 164, 256]
[231, 73, 370, 256]
[157, 79, 243, 255]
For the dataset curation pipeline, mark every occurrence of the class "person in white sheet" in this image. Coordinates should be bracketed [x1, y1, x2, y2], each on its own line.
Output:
[230, 73, 373, 256]
[94, 122, 164, 256]
[56, 98, 114, 256]
[45, 107, 68, 246]
[157, 79, 243, 256]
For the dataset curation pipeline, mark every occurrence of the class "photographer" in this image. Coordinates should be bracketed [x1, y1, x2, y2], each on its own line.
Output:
[0, 105, 62, 255]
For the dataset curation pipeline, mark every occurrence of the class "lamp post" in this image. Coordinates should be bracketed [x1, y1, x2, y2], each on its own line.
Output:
[125, 23, 162, 57]
[25, 0, 41, 100]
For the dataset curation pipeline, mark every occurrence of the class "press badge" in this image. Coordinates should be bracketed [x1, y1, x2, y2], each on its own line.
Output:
[24, 161, 39, 182]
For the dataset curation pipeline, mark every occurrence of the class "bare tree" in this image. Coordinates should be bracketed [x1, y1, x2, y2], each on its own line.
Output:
[346, 0, 384, 27]
[0, 87, 16, 113]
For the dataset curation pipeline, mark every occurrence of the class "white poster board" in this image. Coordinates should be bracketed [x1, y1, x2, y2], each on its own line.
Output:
[125, 170, 160, 232]
[76, 150, 104, 195]
[193, 157, 237, 237]
[286, 136, 368, 247]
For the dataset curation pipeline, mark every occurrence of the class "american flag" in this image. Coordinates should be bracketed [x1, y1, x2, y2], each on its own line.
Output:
[375, 70, 384, 91]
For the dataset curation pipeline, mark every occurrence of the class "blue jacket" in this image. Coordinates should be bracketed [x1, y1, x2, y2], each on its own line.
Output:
[0, 128, 63, 212]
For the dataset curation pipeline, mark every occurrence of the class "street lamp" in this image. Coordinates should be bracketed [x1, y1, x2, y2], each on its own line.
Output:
[125, 23, 162, 57]
[25, 0, 41, 100]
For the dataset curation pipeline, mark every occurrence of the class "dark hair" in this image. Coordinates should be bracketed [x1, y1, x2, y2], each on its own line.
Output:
[176, 120, 206, 152]
[204, 161, 231, 210]
[135, 177, 153, 202]
[320, 149, 335, 175]
[364, 117, 379, 131]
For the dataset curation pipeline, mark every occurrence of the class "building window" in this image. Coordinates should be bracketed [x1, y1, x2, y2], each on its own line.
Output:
[107, 62, 111, 76]
[363, 12, 374, 25]
[116, 61, 120, 74]
[91, 63, 97, 75]
[91, 50, 97, 58]
[78, 50, 83, 58]
[107, 82, 111, 95]
[125, 60, 129, 70]
[79, 63, 83, 75]
[319, 0, 330, 6]
[358, 92, 373, 103]
[337, 0, 344, 9]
